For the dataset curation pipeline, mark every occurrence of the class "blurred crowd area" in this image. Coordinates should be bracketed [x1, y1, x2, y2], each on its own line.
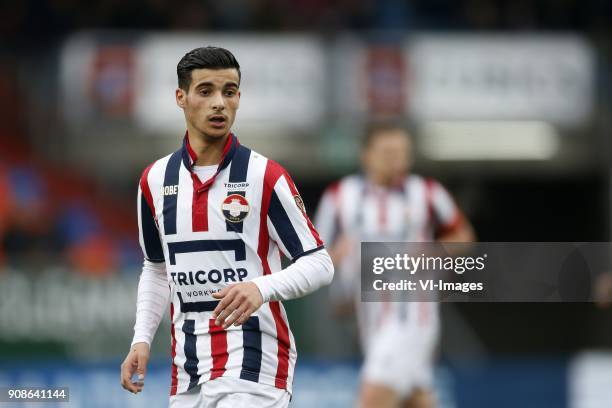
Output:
[0, 0, 611, 276]
[2, 0, 612, 46]
[0, 137, 141, 275]
[0, 66, 140, 275]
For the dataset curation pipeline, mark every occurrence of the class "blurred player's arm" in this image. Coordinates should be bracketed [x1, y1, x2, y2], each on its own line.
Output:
[313, 182, 357, 317]
[427, 178, 476, 243]
[595, 273, 612, 307]
[436, 214, 475, 243]
[213, 169, 334, 328]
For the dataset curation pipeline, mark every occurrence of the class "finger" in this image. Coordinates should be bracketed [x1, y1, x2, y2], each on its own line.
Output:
[212, 284, 233, 300]
[224, 304, 249, 328]
[212, 289, 236, 319]
[233, 309, 252, 326]
[215, 297, 243, 327]
[135, 353, 148, 388]
[121, 361, 138, 393]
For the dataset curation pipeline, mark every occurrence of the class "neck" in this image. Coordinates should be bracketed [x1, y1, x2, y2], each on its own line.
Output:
[187, 128, 230, 166]
[366, 173, 405, 188]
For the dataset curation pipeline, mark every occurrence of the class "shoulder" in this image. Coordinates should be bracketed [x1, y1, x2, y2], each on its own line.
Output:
[408, 174, 440, 189]
[244, 148, 288, 187]
[322, 174, 357, 195]
[337, 174, 364, 196]
[139, 152, 175, 190]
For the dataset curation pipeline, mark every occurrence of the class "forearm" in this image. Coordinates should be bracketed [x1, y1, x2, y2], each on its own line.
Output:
[251, 248, 334, 302]
[131, 260, 170, 347]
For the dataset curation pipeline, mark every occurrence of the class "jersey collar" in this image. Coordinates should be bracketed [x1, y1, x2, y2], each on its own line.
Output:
[362, 174, 407, 193]
[181, 131, 239, 192]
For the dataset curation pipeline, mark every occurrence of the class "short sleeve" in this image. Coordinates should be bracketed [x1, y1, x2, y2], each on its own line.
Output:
[314, 182, 341, 245]
[427, 178, 462, 235]
[138, 171, 165, 263]
[267, 172, 324, 262]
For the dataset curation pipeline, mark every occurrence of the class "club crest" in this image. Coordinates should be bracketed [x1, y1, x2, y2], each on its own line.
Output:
[222, 194, 250, 223]
[294, 194, 306, 213]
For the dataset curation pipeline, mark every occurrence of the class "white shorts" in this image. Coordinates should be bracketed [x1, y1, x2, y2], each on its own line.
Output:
[361, 319, 439, 398]
[169, 377, 291, 408]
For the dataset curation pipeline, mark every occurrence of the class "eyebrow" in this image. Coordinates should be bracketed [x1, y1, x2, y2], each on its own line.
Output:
[195, 81, 239, 89]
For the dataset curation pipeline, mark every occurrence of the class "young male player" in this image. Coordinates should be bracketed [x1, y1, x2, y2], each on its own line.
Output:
[315, 123, 474, 408]
[120, 46, 334, 407]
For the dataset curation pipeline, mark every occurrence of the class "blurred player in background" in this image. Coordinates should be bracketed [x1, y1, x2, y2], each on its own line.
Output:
[315, 122, 475, 408]
[119, 46, 334, 407]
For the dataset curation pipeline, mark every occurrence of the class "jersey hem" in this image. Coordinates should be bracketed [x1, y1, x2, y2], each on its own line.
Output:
[170, 371, 293, 396]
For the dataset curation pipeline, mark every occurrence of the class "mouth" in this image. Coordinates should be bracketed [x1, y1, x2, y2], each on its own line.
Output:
[208, 115, 227, 129]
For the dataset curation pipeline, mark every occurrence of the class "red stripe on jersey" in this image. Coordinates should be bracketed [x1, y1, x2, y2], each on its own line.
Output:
[283, 172, 323, 247]
[258, 159, 291, 389]
[258, 160, 284, 276]
[140, 162, 156, 216]
[425, 177, 462, 238]
[378, 191, 387, 230]
[424, 178, 436, 237]
[185, 132, 198, 163]
[209, 319, 228, 380]
[192, 178, 209, 232]
[170, 303, 178, 395]
[187, 134, 236, 232]
[269, 301, 290, 389]
[437, 212, 464, 237]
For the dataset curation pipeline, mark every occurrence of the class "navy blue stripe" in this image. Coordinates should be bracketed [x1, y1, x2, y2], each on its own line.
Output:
[167, 239, 246, 265]
[225, 191, 246, 234]
[226, 145, 251, 233]
[228, 145, 251, 182]
[177, 293, 219, 313]
[291, 245, 325, 263]
[140, 192, 165, 262]
[182, 319, 200, 390]
[219, 135, 239, 171]
[240, 316, 262, 382]
[269, 190, 304, 258]
[163, 150, 182, 235]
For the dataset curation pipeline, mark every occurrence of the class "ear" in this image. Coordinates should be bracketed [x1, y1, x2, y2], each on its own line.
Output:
[176, 88, 186, 109]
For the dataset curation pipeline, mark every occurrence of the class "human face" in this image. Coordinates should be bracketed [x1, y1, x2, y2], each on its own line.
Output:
[176, 68, 240, 139]
[362, 129, 412, 186]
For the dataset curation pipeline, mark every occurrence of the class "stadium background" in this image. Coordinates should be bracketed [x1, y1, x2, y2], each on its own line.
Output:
[1, 1, 612, 407]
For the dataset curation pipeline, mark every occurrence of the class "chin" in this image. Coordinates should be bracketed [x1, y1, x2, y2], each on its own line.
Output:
[204, 128, 229, 138]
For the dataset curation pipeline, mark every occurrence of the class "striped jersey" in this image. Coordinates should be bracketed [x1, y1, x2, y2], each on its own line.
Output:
[314, 174, 463, 349]
[137, 133, 323, 395]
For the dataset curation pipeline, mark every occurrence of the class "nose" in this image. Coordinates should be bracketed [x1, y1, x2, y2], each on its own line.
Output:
[211, 91, 225, 111]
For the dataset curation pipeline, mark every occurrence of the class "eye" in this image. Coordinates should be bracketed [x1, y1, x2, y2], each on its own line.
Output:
[224, 90, 236, 97]
[199, 89, 211, 96]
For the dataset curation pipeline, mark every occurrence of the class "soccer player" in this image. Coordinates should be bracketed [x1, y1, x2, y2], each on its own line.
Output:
[315, 123, 474, 408]
[120, 46, 334, 407]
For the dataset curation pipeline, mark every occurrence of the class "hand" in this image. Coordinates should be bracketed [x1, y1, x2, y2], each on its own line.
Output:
[120, 342, 150, 394]
[212, 282, 264, 329]
[595, 274, 612, 308]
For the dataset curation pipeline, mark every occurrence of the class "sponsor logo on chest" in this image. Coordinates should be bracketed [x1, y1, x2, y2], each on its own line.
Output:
[162, 185, 178, 196]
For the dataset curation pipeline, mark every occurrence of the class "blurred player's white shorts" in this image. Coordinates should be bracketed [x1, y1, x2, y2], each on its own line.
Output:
[169, 377, 290, 408]
[361, 319, 439, 397]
